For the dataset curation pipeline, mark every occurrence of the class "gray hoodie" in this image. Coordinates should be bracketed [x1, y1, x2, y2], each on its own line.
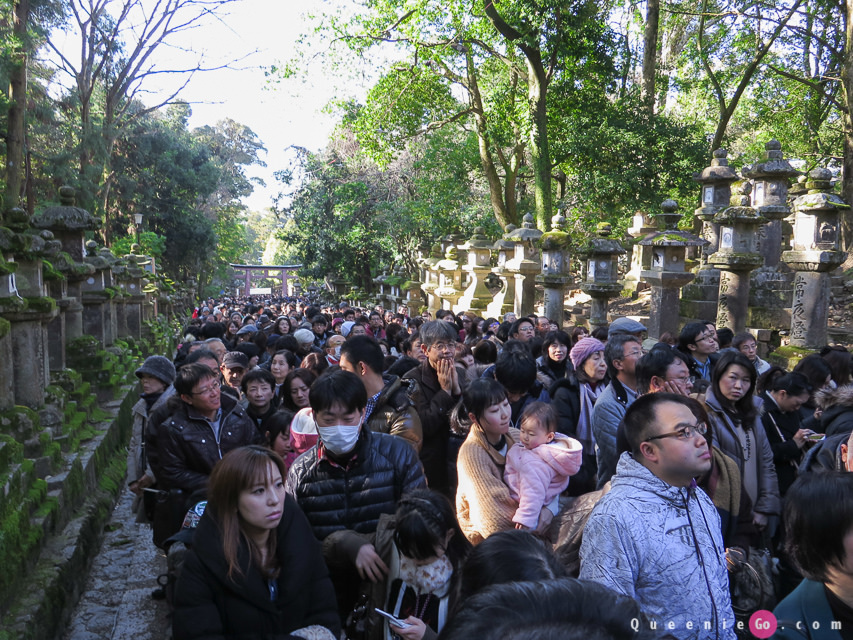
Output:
[580, 452, 736, 640]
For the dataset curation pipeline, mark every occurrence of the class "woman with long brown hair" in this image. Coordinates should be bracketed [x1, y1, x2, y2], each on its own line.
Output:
[172, 445, 339, 639]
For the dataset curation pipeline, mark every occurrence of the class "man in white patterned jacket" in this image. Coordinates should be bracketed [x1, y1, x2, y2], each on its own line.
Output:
[580, 392, 737, 640]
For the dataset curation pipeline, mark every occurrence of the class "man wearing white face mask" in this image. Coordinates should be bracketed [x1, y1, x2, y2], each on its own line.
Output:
[286, 369, 427, 622]
[340, 335, 422, 452]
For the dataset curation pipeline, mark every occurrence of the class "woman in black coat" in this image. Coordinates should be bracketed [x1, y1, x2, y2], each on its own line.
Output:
[173, 445, 340, 640]
[759, 370, 813, 497]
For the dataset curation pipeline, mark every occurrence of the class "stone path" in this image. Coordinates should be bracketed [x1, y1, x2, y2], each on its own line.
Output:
[63, 490, 170, 640]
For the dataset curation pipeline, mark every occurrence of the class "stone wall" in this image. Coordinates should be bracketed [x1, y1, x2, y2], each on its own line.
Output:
[0, 192, 193, 639]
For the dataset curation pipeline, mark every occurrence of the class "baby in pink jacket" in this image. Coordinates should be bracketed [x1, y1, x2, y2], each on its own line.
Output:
[504, 401, 583, 529]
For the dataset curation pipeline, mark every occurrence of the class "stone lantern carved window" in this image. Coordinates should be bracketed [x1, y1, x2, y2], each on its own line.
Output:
[703, 186, 714, 204]
[754, 182, 765, 207]
[720, 227, 734, 250]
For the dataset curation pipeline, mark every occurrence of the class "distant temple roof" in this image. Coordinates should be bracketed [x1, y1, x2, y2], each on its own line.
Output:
[229, 264, 303, 269]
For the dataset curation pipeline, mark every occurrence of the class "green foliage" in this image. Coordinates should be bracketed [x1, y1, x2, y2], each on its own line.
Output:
[111, 231, 166, 258]
[558, 91, 708, 235]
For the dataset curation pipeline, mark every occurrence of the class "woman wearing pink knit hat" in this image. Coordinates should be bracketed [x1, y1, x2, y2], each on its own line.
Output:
[547, 337, 607, 495]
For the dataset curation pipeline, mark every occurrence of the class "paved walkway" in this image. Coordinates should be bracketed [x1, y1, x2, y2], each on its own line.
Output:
[63, 490, 170, 640]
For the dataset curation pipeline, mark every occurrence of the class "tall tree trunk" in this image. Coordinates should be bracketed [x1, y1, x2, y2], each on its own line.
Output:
[840, 0, 853, 253]
[528, 56, 552, 231]
[4, 0, 29, 217]
[466, 50, 515, 229]
[642, 0, 660, 116]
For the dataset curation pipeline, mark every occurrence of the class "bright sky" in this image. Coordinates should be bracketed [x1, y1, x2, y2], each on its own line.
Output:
[143, 0, 368, 212]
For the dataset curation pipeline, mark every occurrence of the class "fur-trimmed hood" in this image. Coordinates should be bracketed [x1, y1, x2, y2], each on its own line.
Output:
[815, 383, 853, 411]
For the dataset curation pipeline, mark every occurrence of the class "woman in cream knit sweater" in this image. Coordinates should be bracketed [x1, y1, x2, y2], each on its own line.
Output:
[456, 379, 557, 544]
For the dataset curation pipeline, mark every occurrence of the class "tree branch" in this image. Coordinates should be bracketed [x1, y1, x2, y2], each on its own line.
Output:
[767, 64, 846, 113]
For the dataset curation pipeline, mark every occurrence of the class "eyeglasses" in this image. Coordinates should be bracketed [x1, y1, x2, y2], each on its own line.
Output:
[622, 349, 645, 359]
[190, 382, 219, 396]
[645, 421, 707, 443]
[695, 333, 716, 343]
[429, 342, 457, 352]
[666, 375, 696, 386]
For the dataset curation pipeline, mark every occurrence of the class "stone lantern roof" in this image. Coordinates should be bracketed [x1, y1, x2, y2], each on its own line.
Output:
[742, 140, 800, 181]
[32, 186, 102, 231]
[461, 226, 493, 250]
[638, 200, 706, 248]
[507, 213, 543, 243]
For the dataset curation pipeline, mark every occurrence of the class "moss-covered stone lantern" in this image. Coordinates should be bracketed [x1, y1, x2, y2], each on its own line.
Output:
[783, 168, 849, 348]
[505, 214, 543, 316]
[707, 183, 766, 333]
[435, 246, 463, 311]
[421, 244, 443, 313]
[536, 214, 572, 327]
[487, 225, 517, 318]
[457, 227, 494, 313]
[638, 200, 706, 340]
[578, 222, 625, 329]
[683, 149, 739, 321]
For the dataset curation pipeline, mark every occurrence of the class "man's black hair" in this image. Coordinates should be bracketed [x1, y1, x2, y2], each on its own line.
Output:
[678, 321, 708, 353]
[623, 392, 696, 456]
[241, 367, 276, 393]
[185, 348, 219, 366]
[494, 349, 536, 395]
[340, 335, 384, 375]
[309, 369, 367, 414]
[175, 363, 218, 398]
[635, 345, 690, 394]
[785, 471, 853, 582]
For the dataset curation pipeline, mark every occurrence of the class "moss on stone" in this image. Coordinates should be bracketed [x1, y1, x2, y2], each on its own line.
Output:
[0, 317, 10, 340]
[24, 296, 57, 314]
[41, 260, 64, 282]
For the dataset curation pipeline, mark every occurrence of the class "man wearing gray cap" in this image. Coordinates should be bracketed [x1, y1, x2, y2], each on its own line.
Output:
[608, 317, 647, 338]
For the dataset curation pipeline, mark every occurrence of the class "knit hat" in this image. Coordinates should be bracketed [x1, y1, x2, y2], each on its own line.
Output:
[609, 317, 647, 335]
[569, 337, 605, 369]
[222, 351, 249, 370]
[293, 328, 315, 345]
[135, 355, 176, 386]
[341, 321, 356, 337]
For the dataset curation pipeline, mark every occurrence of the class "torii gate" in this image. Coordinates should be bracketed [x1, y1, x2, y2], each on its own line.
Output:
[230, 264, 303, 297]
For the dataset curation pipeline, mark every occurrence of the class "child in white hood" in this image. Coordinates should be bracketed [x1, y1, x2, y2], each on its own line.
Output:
[505, 401, 583, 529]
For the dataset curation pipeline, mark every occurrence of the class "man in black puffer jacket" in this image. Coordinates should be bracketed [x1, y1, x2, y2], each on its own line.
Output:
[155, 363, 262, 547]
[286, 369, 426, 620]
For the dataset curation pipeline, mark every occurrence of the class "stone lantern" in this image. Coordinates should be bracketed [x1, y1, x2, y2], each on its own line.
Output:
[707, 183, 766, 333]
[743, 140, 800, 331]
[638, 200, 706, 340]
[31, 187, 102, 362]
[421, 244, 443, 313]
[435, 246, 463, 311]
[536, 214, 573, 326]
[782, 168, 849, 348]
[744, 140, 800, 266]
[487, 225, 517, 318]
[505, 213, 543, 316]
[457, 227, 494, 313]
[578, 222, 626, 329]
[623, 211, 657, 295]
[681, 149, 739, 321]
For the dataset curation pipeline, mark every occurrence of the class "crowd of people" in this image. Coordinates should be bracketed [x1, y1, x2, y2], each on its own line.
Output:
[125, 296, 853, 639]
